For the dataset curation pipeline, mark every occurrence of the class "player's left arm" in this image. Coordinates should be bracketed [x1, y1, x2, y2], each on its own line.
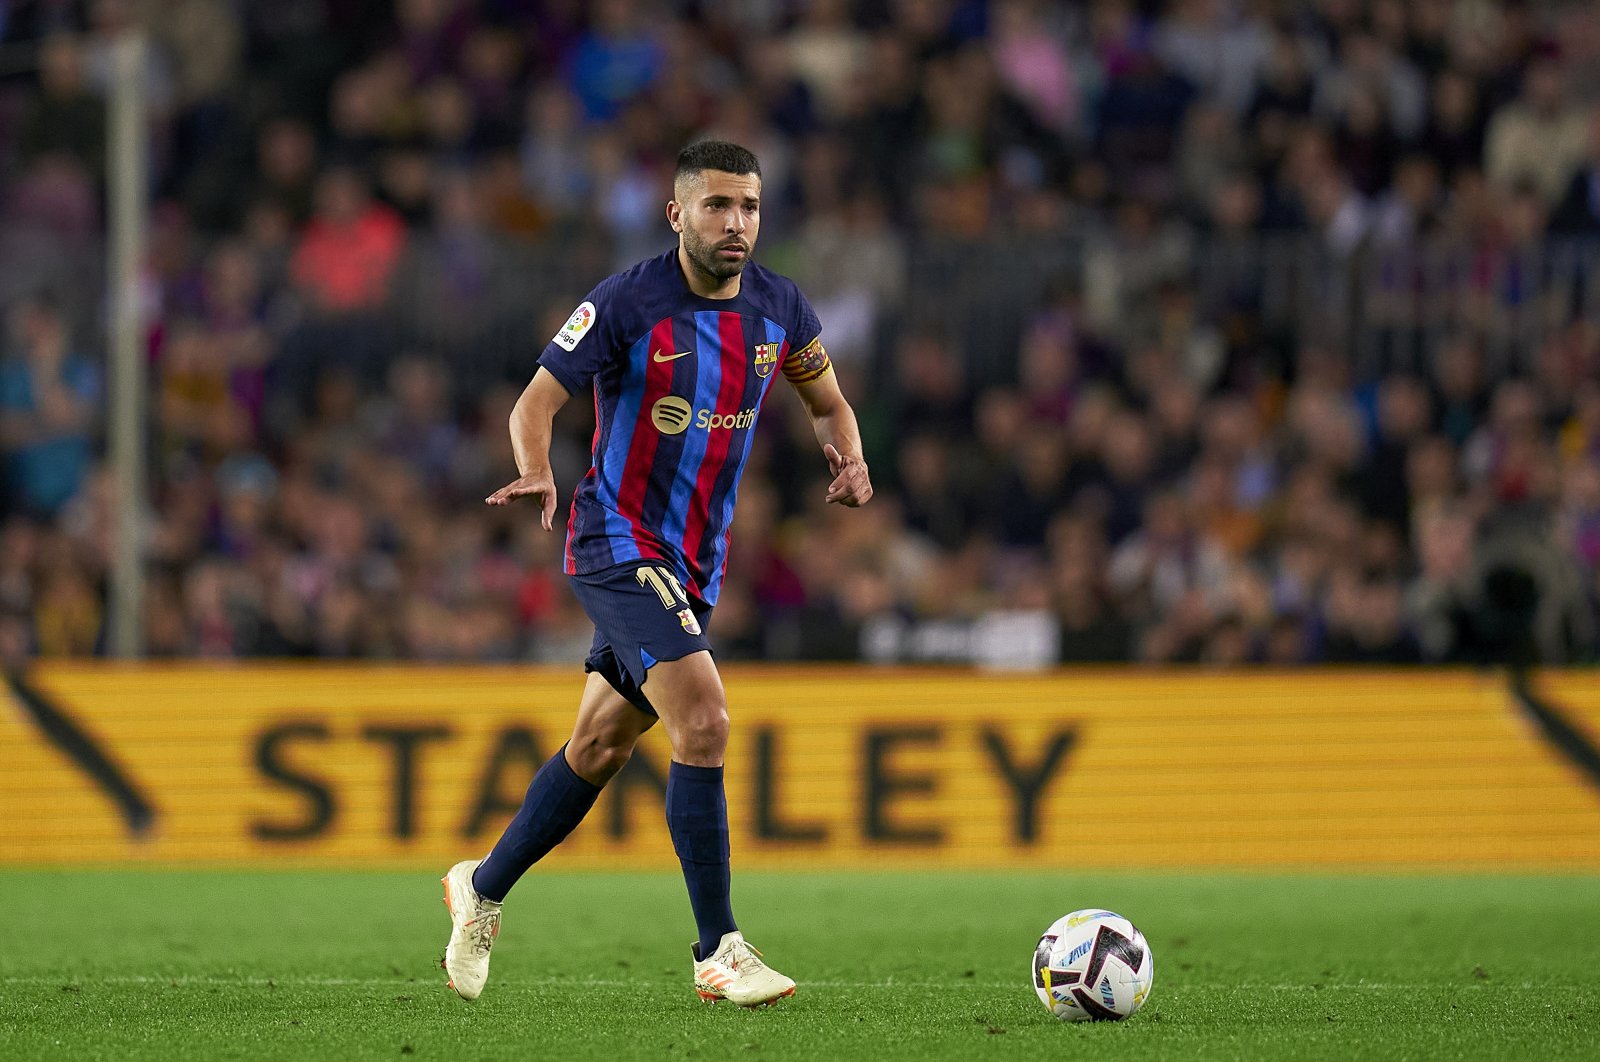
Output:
[788, 355, 873, 508]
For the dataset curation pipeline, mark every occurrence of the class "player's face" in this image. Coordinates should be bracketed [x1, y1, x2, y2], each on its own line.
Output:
[670, 170, 761, 283]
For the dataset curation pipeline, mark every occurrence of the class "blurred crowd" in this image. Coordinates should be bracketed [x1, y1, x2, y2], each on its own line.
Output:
[2, 0, 1600, 666]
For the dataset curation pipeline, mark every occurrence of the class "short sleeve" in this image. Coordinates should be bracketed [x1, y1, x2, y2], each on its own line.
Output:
[536, 279, 618, 395]
[790, 285, 821, 355]
[780, 283, 831, 385]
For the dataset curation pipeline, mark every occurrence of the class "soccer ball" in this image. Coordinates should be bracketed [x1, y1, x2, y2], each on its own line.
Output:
[1031, 909, 1154, 1022]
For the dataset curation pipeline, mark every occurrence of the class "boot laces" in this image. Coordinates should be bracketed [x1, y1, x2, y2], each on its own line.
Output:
[465, 907, 500, 956]
[724, 938, 765, 972]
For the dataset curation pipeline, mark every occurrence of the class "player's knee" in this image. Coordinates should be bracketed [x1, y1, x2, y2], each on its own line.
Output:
[588, 742, 635, 784]
[569, 733, 636, 785]
[674, 703, 729, 762]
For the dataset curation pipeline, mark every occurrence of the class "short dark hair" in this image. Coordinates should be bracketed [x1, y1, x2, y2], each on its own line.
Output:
[675, 140, 761, 183]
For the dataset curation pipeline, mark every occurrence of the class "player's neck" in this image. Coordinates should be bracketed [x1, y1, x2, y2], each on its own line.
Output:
[678, 246, 742, 300]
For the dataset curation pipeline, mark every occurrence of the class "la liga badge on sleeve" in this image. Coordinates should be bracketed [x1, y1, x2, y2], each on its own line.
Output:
[553, 301, 596, 351]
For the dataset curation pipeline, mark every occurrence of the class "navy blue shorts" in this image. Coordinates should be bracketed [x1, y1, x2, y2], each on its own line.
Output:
[570, 560, 713, 717]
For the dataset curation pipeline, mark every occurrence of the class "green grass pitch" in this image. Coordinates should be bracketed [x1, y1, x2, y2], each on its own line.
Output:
[2, 869, 1596, 1061]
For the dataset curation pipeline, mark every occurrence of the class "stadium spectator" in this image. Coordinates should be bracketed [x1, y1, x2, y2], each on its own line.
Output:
[567, 0, 664, 122]
[17, 34, 104, 176]
[1550, 109, 1600, 234]
[290, 166, 407, 315]
[1, 295, 99, 517]
[246, 118, 321, 228]
[1484, 54, 1590, 205]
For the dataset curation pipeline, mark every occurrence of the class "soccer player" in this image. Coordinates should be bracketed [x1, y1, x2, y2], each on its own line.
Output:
[441, 141, 872, 1007]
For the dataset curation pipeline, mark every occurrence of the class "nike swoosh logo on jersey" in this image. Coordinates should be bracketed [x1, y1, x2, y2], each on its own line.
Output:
[653, 349, 693, 362]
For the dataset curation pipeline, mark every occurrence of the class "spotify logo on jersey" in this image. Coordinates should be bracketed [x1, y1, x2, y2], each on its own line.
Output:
[651, 396, 693, 435]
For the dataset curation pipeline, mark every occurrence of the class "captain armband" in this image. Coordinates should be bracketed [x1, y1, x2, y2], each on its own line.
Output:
[781, 338, 832, 384]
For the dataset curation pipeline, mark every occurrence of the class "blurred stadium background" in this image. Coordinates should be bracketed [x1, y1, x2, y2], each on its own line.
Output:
[2, 0, 1599, 670]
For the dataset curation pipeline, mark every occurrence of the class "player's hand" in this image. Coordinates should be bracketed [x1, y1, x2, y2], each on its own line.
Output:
[485, 470, 558, 530]
[823, 444, 872, 507]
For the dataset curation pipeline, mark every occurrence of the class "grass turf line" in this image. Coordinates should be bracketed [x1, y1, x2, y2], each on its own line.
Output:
[1, 870, 1596, 1061]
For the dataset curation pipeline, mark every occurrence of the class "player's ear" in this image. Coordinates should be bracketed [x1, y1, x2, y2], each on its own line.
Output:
[666, 199, 682, 233]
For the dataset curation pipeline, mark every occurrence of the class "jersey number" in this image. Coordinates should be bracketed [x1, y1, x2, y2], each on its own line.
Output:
[636, 565, 688, 610]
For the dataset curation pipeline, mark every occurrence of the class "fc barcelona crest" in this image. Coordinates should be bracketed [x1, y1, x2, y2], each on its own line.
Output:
[753, 342, 781, 378]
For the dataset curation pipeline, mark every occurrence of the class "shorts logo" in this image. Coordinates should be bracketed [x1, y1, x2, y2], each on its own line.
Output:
[552, 301, 596, 351]
[753, 342, 781, 378]
[677, 608, 702, 636]
[651, 396, 693, 434]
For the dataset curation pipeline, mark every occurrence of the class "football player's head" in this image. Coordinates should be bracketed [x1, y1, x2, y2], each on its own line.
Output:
[669, 141, 762, 286]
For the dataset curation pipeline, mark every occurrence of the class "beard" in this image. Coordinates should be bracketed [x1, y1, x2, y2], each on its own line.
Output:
[683, 227, 750, 282]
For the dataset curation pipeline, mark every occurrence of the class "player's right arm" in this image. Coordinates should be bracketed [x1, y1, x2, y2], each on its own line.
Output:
[484, 367, 571, 531]
[487, 284, 616, 527]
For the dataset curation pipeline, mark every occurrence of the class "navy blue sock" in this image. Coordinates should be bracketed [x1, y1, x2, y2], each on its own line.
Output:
[666, 761, 737, 959]
[472, 744, 601, 902]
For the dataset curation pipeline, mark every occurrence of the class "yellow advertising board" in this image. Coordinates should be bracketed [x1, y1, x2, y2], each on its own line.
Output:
[3, 665, 1599, 868]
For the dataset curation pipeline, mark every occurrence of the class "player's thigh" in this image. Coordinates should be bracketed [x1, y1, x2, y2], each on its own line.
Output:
[639, 649, 729, 759]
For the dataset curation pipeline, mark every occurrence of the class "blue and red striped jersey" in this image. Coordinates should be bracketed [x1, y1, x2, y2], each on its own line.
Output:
[537, 248, 826, 606]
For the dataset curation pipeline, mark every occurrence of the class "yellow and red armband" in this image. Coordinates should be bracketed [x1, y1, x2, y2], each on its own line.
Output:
[781, 338, 832, 384]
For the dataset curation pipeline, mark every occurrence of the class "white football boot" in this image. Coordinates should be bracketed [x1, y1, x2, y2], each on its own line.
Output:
[692, 931, 796, 1007]
[440, 859, 501, 1000]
